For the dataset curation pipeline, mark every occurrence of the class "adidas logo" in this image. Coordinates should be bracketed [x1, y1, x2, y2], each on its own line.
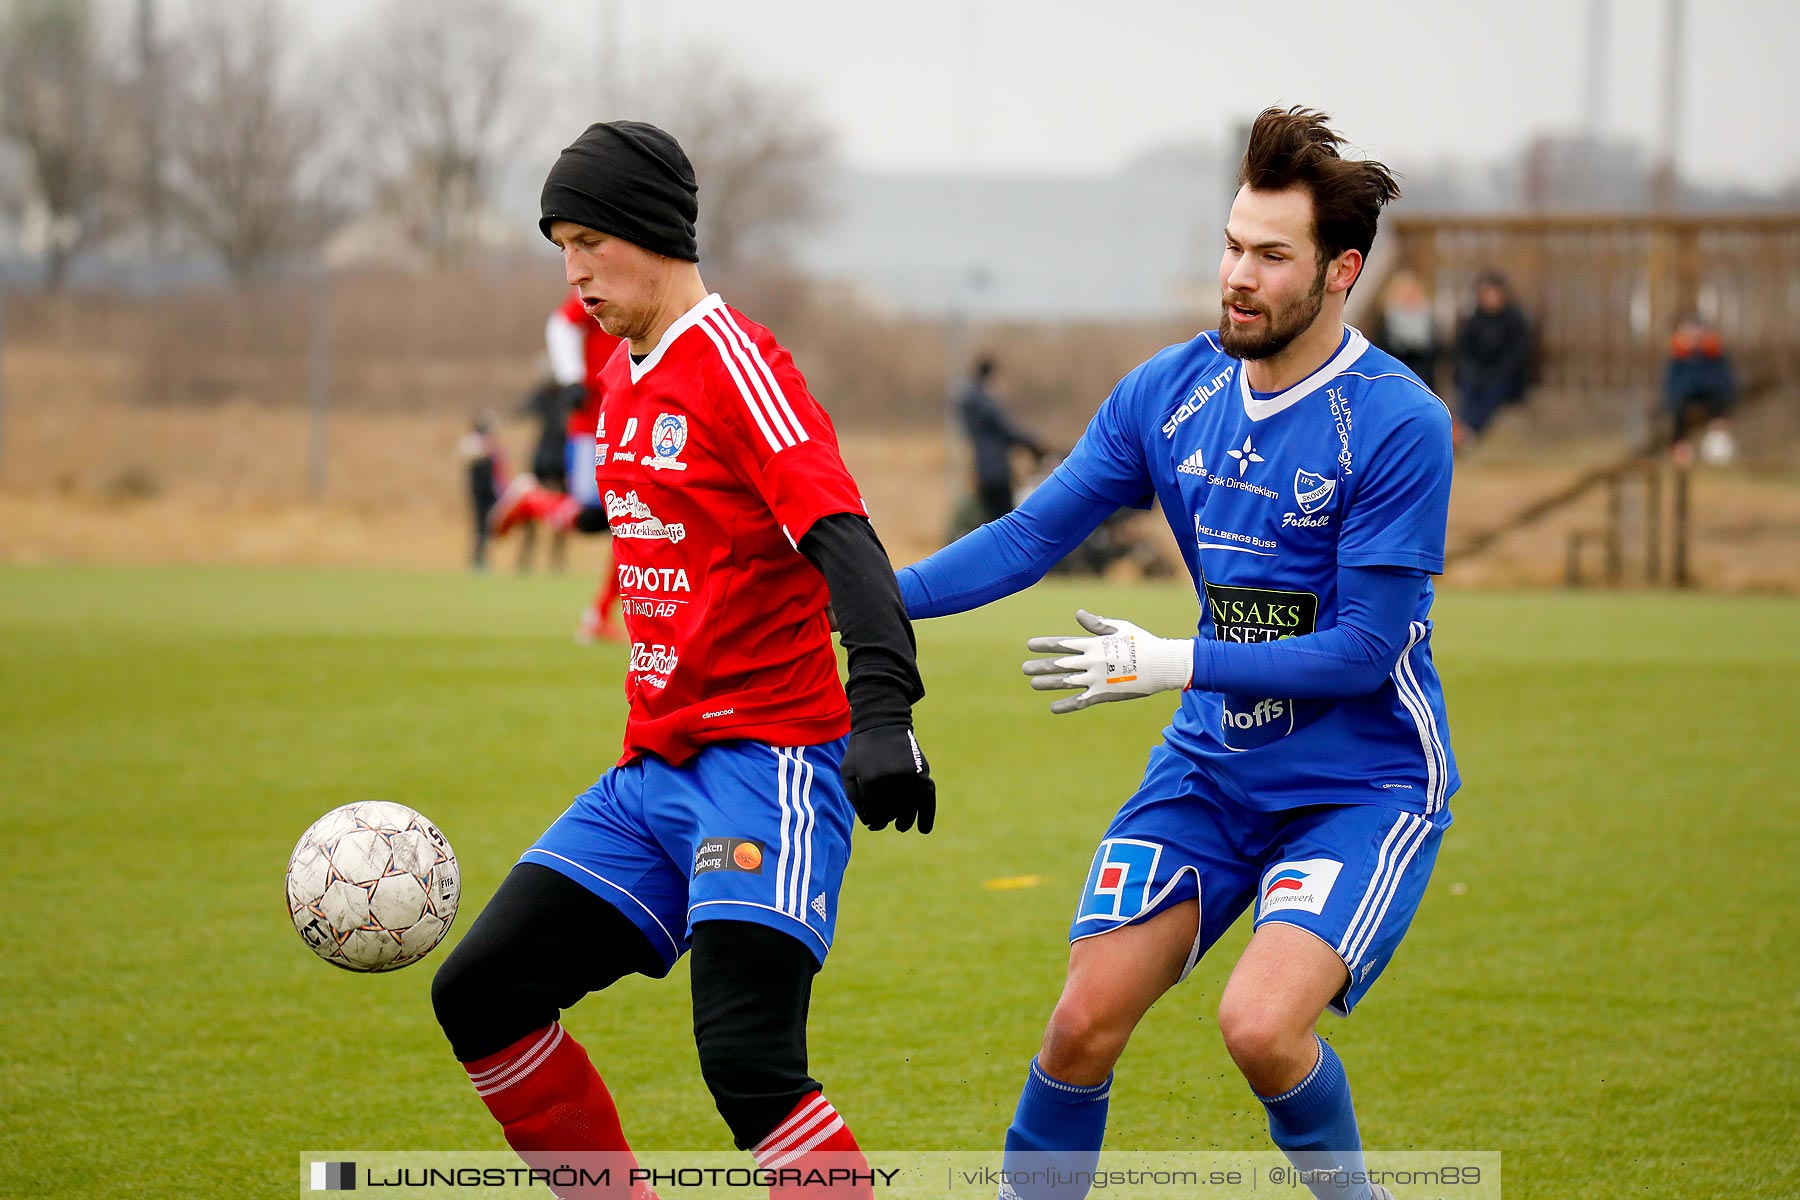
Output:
[811, 893, 828, 921]
[1177, 448, 1207, 476]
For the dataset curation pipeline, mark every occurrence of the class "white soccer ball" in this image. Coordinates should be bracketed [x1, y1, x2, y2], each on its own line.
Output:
[286, 801, 460, 972]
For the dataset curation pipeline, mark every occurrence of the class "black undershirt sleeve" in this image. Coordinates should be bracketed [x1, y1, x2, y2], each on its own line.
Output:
[796, 512, 925, 733]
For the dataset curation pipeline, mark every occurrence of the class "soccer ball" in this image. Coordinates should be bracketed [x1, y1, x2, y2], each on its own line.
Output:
[286, 801, 460, 972]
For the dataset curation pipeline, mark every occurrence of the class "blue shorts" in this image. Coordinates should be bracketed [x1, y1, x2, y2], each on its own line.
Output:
[1069, 743, 1449, 1015]
[523, 738, 852, 975]
[565, 434, 601, 507]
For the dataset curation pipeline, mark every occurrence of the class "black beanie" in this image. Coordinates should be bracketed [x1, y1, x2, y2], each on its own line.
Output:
[539, 121, 700, 261]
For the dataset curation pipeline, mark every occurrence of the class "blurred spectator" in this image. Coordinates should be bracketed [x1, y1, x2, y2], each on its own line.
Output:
[1452, 270, 1532, 446]
[457, 412, 507, 572]
[1664, 314, 1738, 467]
[1370, 268, 1440, 387]
[521, 373, 582, 489]
[957, 356, 1048, 523]
[514, 373, 583, 573]
[489, 290, 627, 640]
[974, 454, 1172, 580]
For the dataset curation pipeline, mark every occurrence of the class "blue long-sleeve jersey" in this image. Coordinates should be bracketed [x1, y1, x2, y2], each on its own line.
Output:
[901, 326, 1459, 815]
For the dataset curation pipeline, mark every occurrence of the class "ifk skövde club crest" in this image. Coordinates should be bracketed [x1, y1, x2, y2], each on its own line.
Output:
[1294, 468, 1336, 514]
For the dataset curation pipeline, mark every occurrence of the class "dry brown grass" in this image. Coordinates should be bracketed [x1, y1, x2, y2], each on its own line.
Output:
[3, 334, 1796, 590]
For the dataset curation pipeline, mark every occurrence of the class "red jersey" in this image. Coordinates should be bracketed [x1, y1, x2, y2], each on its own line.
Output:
[593, 293, 866, 765]
[555, 291, 625, 438]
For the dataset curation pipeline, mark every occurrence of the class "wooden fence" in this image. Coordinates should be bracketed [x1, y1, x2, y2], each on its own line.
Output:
[1390, 212, 1799, 587]
[1387, 212, 1800, 402]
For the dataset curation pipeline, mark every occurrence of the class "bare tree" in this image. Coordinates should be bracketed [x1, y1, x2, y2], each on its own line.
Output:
[636, 48, 836, 275]
[0, 0, 120, 288]
[161, 0, 337, 284]
[351, 0, 538, 265]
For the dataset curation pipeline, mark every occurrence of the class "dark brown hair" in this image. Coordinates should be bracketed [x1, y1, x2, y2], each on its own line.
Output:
[1238, 106, 1400, 266]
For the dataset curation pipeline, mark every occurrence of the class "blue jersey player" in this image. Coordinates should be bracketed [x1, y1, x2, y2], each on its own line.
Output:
[900, 108, 1455, 1200]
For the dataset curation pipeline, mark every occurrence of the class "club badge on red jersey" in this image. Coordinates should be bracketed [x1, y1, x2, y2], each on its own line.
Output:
[643, 413, 690, 472]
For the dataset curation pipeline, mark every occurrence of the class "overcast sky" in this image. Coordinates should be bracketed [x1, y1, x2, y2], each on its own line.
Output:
[516, 0, 1799, 191]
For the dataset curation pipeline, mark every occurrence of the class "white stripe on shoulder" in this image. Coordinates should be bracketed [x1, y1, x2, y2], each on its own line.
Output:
[1337, 369, 1451, 410]
[1339, 370, 1433, 388]
[703, 309, 795, 443]
[695, 315, 789, 452]
[702, 310, 803, 448]
[717, 308, 809, 445]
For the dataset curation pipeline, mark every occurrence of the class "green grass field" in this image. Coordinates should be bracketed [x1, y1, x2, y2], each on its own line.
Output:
[3, 565, 1798, 1199]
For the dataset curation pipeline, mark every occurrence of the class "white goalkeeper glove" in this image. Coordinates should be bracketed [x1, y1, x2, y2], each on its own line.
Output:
[1022, 609, 1194, 714]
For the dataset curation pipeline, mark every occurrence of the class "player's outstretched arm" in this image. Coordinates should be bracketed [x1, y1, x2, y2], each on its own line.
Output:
[898, 469, 1116, 619]
[1025, 565, 1431, 714]
[798, 513, 936, 834]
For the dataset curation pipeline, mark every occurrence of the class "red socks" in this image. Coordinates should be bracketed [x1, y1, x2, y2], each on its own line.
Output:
[465, 1032, 867, 1200]
[753, 1092, 873, 1199]
[464, 1024, 651, 1200]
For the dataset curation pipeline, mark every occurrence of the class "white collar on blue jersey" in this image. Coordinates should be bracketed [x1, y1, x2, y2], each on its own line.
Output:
[1239, 325, 1370, 422]
[628, 292, 727, 384]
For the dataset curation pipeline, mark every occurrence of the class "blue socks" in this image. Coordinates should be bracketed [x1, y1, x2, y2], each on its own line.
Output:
[997, 1040, 1368, 1200]
[999, 1058, 1111, 1199]
[1257, 1035, 1371, 1200]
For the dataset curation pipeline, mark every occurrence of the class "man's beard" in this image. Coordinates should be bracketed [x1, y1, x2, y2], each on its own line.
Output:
[1218, 264, 1327, 360]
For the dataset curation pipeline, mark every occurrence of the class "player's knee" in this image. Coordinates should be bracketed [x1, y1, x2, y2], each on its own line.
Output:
[429, 935, 539, 1060]
[429, 938, 488, 1050]
[429, 932, 558, 1063]
[1216, 994, 1304, 1078]
[1039, 995, 1131, 1084]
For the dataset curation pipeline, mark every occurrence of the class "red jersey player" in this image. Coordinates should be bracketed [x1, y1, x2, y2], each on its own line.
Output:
[432, 122, 934, 1200]
[547, 288, 628, 641]
[547, 287, 616, 461]
[493, 290, 629, 639]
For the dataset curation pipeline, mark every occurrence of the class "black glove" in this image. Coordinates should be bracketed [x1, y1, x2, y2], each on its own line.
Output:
[841, 724, 935, 834]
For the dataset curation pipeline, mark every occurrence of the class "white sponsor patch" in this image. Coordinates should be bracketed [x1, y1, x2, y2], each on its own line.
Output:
[1258, 858, 1344, 918]
[605, 489, 687, 543]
